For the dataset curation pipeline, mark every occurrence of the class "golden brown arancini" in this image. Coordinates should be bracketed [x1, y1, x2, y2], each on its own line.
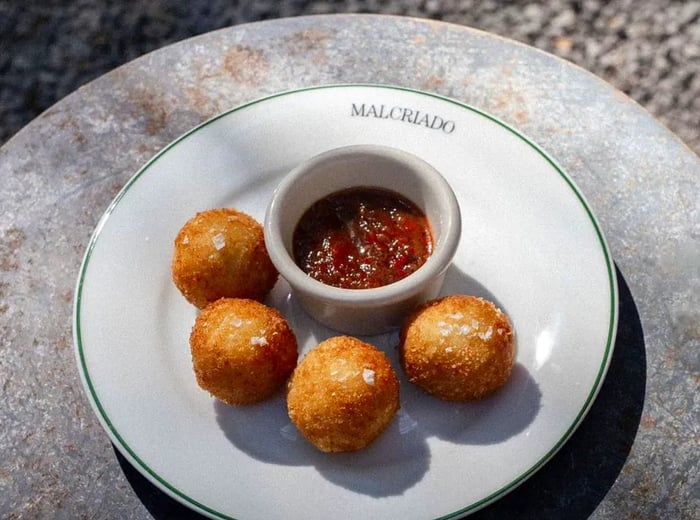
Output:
[189, 298, 298, 405]
[400, 295, 515, 401]
[172, 208, 278, 309]
[286, 336, 400, 452]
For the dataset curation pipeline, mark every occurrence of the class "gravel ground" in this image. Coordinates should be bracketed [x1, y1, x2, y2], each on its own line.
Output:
[1, 0, 699, 154]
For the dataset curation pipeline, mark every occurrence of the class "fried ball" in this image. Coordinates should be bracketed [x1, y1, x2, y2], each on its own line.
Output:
[287, 336, 400, 452]
[189, 298, 298, 405]
[400, 295, 515, 401]
[172, 208, 278, 309]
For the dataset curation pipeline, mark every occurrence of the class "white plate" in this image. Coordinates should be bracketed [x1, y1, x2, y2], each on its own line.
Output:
[74, 85, 618, 519]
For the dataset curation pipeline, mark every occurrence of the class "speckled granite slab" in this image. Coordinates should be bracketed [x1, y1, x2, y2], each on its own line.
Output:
[0, 14, 697, 519]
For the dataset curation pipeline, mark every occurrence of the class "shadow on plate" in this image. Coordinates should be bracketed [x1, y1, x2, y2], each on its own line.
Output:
[116, 264, 644, 518]
[213, 393, 432, 497]
[210, 265, 538, 498]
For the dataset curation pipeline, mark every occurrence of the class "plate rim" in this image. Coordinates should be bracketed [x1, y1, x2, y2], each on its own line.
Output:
[73, 83, 619, 519]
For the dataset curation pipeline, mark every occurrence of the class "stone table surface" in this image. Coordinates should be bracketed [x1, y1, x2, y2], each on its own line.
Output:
[1, 14, 698, 520]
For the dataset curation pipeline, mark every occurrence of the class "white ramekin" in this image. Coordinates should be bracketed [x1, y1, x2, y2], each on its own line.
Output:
[264, 144, 461, 336]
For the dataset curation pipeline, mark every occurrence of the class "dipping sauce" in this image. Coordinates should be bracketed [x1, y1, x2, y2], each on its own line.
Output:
[292, 187, 433, 289]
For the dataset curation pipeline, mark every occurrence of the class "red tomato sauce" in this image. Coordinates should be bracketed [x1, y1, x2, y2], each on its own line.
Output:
[292, 187, 433, 289]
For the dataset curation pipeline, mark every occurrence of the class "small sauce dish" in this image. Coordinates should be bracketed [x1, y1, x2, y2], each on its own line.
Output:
[264, 144, 461, 335]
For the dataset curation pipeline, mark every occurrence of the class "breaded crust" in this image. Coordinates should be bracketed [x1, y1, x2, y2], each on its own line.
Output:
[400, 295, 515, 401]
[287, 336, 400, 452]
[189, 298, 298, 405]
[172, 208, 278, 309]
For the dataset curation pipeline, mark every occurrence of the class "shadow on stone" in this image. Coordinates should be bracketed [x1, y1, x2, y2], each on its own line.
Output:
[114, 446, 207, 519]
